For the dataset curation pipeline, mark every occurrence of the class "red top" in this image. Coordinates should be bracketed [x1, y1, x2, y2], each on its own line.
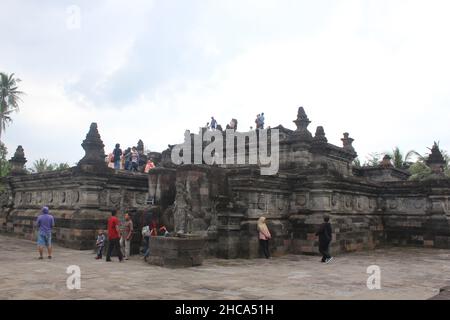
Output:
[108, 216, 120, 239]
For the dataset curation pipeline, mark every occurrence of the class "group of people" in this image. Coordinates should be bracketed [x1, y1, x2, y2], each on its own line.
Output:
[35, 206, 333, 264]
[106, 143, 155, 173]
[257, 215, 334, 263]
[205, 113, 266, 132]
[96, 210, 171, 262]
[255, 113, 265, 129]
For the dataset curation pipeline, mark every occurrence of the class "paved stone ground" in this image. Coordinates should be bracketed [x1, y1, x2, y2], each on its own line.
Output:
[0, 234, 449, 300]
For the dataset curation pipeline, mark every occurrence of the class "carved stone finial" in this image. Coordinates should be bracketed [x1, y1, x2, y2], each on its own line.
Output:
[426, 142, 446, 176]
[292, 106, 312, 140]
[77, 123, 107, 170]
[341, 132, 355, 152]
[313, 126, 328, 144]
[9, 145, 27, 175]
[380, 155, 393, 168]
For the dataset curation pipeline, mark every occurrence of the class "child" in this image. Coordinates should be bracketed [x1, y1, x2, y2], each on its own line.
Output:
[159, 225, 170, 237]
[95, 231, 106, 260]
[315, 215, 333, 264]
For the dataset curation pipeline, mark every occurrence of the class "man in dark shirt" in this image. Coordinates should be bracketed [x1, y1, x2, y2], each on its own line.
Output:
[113, 143, 122, 170]
[315, 215, 334, 264]
[106, 210, 123, 262]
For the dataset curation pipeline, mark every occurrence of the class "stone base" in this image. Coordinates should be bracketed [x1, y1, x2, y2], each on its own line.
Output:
[147, 236, 206, 268]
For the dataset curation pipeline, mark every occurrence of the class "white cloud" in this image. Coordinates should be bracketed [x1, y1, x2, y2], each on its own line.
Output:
[2, 0, 450, 167]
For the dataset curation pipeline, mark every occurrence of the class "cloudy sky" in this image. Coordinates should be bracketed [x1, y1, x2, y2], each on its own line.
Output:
[1, 0, 449, 167]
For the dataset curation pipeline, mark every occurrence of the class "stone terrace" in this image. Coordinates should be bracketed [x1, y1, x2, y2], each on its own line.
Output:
[0, 234, 449, 300]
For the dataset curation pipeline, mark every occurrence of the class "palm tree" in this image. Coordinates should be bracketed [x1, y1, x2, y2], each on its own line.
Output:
[31, 159, 52, 173]
[387, 147, 424, 169]
[0, 72, 24, 143]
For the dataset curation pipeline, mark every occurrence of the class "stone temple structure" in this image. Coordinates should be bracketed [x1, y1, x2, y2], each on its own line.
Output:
[1, 108, 450, 261]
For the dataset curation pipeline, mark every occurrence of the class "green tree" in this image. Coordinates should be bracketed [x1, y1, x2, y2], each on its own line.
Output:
[387, 147, 423, 169]
[364, 152, 382, 167]
[0, 72, 24, 143]
[30, 159, 70, 173]
[0, 142, 10, 178]
[408, 147, 449, 181]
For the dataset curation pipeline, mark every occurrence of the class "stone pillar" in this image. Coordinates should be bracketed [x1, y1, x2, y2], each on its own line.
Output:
[9, 146, 27, 175]
[77, 123, 108, 172]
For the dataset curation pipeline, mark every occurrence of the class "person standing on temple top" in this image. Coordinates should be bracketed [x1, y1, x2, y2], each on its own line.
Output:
[210, 117, 217, 130]
[120, 213, 133, 260]
[36, 206, 55, 260]
[106, 210, 123, 262]
[260, 112, 265, 129]
[315, 215, 334, 264]
[112, 143, 122, 170]
[130, 147, 139, 172]
[255, 114, 261, 129]
[124, 147, 132, 170]
[257, 216, 271, 259]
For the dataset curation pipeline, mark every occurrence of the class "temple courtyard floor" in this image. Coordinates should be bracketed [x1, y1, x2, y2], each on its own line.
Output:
[0, 234, 449, 300]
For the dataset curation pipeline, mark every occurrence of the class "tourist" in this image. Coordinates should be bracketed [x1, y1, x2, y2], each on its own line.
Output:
[255, 114, 261, 129]
[144, 159, 155, 173]
[315, 215, 333, 264]
[159, 225, 170, 237]
[210, 117, 217, 130]
[107, 153, 115, 169]
[142, 223, 151, 261]
[205, 122, 210, 130]
[257, 216, 271, 259]
[113, 143, 122, 170]
[260, 112, 265, 129]
[131, 147, 139, 172]
[36, 206, 55, 260]
[106, 210, 123, 262]
[143, 220, 158, 261]
[120, 213, 133, 260]
[124, 147, 132, 170]
[95, 230, 105, 260]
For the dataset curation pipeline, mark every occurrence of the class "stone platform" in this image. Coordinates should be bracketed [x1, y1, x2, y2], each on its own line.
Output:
[147, 236, 206, 268]
[0, 234, 449, 300]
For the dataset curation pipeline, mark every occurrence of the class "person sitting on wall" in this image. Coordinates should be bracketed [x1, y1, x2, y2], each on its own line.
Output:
[144, 159, 155, 173]
[159, 225, 170, 237]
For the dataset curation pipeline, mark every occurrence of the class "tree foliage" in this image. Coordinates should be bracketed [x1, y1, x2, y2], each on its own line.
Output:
[29, 158, 70, 173]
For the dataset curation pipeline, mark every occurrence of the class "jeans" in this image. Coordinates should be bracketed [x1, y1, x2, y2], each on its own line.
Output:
[259, 239, 270, 259]
[143, 236, 150, 258]
[114, 160, 120, 169]
[120, 237, 131, 259]
[97, 245, 104, 258]
[131, 162, 138, 172]
[106, 238, 123, 261]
